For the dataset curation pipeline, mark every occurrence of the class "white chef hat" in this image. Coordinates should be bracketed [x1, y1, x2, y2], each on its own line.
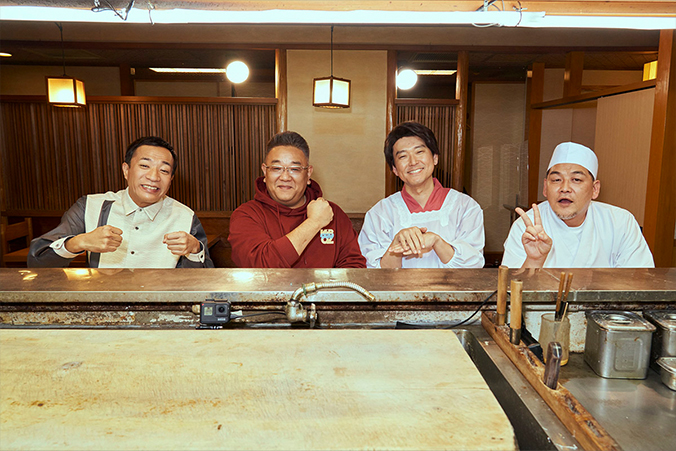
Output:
[547, 142, 598, 179]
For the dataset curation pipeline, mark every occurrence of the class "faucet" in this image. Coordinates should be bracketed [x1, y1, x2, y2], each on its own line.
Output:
[286, 282, 376, 328]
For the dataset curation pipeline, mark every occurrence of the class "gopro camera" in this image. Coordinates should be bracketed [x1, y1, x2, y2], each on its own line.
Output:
[200, 299, 231, 325]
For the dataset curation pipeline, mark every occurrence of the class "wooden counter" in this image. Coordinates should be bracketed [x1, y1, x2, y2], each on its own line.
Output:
[0, 329, 515, 450]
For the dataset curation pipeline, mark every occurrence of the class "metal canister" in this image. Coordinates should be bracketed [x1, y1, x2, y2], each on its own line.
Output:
[643, 310, 676, 370]
[584, 311, 656, 379]
[657, 357, 676, 391]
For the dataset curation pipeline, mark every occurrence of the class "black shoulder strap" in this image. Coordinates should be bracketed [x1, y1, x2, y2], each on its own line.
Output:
[88, 200, 115, 268]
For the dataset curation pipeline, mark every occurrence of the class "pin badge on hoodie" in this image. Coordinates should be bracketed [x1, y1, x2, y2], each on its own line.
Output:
[320, 229, 335, 245]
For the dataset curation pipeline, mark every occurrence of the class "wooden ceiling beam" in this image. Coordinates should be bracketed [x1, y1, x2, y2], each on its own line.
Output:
[0, 40, 660, 54]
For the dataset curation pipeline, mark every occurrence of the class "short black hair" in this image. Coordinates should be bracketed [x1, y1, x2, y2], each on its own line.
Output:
[266, 131, 310, 160]
[384, 121, 439, 170]
[124, 136, 177, 175]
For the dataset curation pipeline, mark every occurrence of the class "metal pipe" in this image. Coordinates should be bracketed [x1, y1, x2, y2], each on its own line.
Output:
[291, 282, 376, 302]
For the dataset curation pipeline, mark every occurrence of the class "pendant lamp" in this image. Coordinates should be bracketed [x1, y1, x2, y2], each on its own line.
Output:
[313, 26, 351, 109]
[46, 23, 86, 107]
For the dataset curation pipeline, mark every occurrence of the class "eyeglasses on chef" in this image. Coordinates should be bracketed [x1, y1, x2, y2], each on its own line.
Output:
[263, 164, 309, 176]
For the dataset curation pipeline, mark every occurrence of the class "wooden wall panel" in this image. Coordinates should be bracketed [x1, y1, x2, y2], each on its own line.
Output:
[594, 89, 654, 226]
[396, 105, 456, 191]
[0, 100, 276, 212]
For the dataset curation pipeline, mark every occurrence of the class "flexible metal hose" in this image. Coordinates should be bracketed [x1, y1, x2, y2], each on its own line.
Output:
[291, 281, 376, 302]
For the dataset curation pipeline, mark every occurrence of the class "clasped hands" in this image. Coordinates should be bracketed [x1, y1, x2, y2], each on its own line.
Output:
[65, 225, 201, 256]
[387, 226, 439, 257]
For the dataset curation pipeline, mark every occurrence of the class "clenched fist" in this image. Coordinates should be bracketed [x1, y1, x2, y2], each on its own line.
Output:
[306, 197, 333, 229]
[163, 231, 201, 256]
[66, 225, 123, 254]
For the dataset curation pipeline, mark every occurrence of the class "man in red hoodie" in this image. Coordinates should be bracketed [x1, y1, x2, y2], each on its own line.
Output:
[228, 131, 366, 268]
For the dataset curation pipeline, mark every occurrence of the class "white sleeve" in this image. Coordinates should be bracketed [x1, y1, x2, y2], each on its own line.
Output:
[502, 217, 528, 268]
[444, 201, 485, 269]
[358, 205, 393, 268]
[614, 213, 655, 268]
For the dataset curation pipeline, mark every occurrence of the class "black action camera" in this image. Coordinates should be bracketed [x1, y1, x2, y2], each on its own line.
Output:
[200, 299, 231, 325]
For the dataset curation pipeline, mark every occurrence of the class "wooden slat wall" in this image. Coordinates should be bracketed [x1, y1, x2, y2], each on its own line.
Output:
[0, 100, 276, 212]
[396, 105, 456, 190]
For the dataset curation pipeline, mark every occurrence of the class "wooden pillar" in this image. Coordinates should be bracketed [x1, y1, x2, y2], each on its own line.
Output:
[527, 63, 545, 206]
[563, 51, 584, 98]
[385, 50, 397, 196]
[452, 50, 468, 191]
[275, 48, 287, 133]
[644, 30, 676, 267]
[119, 63, 134, 96]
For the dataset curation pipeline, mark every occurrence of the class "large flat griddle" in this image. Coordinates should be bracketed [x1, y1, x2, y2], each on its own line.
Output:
[0, 329, 515, 450]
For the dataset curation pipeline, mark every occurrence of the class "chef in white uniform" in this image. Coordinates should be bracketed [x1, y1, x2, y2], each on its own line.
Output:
[359, 121, 484, 268]
[502, 142, 654, 268]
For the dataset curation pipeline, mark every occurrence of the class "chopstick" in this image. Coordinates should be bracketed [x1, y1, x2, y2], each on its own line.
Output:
[554, 271, 565, 320]
[555, 272, 574, 321]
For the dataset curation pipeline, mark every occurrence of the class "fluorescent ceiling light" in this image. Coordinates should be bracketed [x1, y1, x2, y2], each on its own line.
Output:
[0, 6, 673, 29]
[0, 7, 538, 26]
[415, 70, 457, 76]
[0, 52, 12, 57]
[538, 15, 676, 29]
[150, 68, 227, 73]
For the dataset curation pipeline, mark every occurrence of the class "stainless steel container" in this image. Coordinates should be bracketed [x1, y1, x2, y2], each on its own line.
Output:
[643, 310, 676, 370]
[584, 311, 656, 379]
[657, 357, 676, 391]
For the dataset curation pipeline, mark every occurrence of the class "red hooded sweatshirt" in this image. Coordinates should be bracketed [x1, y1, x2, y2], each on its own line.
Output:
[228, 177, 366, 268]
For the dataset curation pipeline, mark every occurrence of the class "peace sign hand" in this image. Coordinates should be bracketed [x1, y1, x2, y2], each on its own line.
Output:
[516, 203, 552, 268]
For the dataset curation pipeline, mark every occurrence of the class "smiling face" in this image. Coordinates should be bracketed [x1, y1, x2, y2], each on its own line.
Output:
[543, 163, 600, 227]
[391, 136, 438, 190]
[122, 145, 174, 208]
[262, 145, 313, 209]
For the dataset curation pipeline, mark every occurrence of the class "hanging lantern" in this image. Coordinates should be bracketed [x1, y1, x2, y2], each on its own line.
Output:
[312, 26, 351, 109]
[47, 76, 86, 107]
[47, 23, 86, 108]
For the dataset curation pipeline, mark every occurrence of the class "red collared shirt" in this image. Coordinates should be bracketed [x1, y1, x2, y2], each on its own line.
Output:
[401, 178, 450, 213]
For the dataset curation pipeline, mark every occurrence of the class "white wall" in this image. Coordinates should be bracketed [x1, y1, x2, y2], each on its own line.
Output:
[594, 89, 654, 225]
[471, 82, 527, 253]
[538, 68, 643, 201]
[287, 49, 387, 213]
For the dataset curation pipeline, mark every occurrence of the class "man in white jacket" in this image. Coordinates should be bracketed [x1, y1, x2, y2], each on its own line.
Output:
[502, 142, 654, 268]
[359, 122, 484, 268]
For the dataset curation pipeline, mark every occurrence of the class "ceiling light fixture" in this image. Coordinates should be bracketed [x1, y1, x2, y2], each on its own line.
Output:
[226, 61, 250, 83]
[313, 25, 351, 109]
[396, 69, 418, 90]
[414, 70, 457, 76]
[643, 61, 658, 81]
[0, 7, 673, 29]
[0, 52, 12, 58]
[150, 68, 227, 73]
[46, 23, 86, 108]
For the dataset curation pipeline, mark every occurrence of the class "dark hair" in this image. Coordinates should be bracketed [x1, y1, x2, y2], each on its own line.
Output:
[384, 121, 439, 170]
[124, 136, 177, 175]
[266, 131, 310, 160]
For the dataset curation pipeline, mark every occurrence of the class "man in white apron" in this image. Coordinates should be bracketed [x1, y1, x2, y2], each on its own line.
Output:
[359, 122, 484, 268]
[502, 142, 654, 268]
